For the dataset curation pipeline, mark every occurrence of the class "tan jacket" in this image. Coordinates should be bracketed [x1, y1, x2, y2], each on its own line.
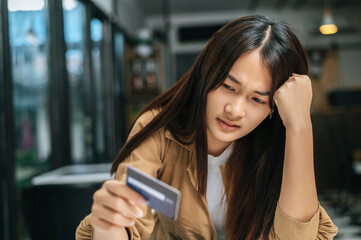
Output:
[76, 109, 338, 240]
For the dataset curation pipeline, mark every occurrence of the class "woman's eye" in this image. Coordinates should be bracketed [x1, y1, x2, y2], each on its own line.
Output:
[222, 84, 234, 91]
[253, 98, 265, 104]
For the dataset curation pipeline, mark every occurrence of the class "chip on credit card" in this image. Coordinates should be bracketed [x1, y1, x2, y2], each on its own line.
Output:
[126, 165, 181, 220]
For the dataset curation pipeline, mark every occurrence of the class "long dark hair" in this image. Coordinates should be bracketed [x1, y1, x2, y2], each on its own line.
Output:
[111, 15, 308, 240]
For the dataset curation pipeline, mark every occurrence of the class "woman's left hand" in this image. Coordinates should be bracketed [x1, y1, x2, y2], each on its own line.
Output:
[273, 73, 312, 129]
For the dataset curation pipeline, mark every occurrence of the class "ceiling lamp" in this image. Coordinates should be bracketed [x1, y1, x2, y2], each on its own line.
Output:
[319, 7, 338, 35]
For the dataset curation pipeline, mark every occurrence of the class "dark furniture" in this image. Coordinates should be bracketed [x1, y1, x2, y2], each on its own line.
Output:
[22, 183, 100, 240]
[326, 89, 361, 224]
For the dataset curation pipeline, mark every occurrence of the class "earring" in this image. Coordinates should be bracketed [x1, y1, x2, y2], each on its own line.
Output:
[269, 109, 274, 119]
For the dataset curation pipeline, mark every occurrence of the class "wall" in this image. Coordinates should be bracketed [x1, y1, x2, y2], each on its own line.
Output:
[91, 0, 113, 16]
[146, 9, 361, 53]
[115, 0, 145, 36]
[339, 49, 361, 87]
[146, 9, 361, 90]
[91, 0, 145, 36]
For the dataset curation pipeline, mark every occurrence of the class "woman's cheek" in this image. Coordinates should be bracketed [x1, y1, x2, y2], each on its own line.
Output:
[249, 108, 268, 124]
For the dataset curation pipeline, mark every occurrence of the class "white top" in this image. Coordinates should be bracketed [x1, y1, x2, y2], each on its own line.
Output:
[207, 143, 233, 237]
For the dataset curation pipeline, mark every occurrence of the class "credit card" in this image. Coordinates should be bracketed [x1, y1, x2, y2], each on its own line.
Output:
[126, 165, 181, 220]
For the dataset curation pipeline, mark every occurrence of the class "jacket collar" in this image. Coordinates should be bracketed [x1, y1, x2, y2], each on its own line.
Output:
[164, 129, 194, 152]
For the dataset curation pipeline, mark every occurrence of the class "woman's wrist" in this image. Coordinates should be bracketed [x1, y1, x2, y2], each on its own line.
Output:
[284, 116, 312, 132]
[93, 226, 129, 240]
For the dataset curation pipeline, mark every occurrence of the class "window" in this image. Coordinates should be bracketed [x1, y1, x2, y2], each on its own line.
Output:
[8, 0, 51, 186]
[91, 18, 106, 161]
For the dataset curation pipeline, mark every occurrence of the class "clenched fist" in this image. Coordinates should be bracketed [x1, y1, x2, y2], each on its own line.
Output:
[273, 73, 312, 129]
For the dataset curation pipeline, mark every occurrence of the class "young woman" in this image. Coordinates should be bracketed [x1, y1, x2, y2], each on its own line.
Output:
[76, 15, 338, 240]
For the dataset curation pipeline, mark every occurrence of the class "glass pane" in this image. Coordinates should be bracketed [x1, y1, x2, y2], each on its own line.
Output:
[113, 30, 126, 146]
[63, 0, 93, 163]
[8, 0, 51, 187]
[91, 18, 106, 161]
[114, 31, 125, 91]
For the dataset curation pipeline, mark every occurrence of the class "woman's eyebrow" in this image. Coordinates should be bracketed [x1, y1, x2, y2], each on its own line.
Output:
[227, 74, 241, 84]
[255, 91, 270, 96]
[228, 74, 270, 96]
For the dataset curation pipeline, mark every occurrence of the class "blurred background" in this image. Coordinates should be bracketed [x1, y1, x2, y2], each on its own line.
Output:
[0, 0, 360, 239]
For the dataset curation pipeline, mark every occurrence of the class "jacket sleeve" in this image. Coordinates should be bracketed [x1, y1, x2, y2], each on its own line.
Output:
[75, 214, 93, 240]
[76, 110, 164, 240]
[269, 203, 338, 240]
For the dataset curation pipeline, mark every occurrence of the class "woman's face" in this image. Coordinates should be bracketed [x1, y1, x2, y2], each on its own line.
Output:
[206, 50, 272, 155]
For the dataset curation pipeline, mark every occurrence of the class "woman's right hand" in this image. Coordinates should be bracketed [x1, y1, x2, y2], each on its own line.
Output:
[90, 180, 147, 236]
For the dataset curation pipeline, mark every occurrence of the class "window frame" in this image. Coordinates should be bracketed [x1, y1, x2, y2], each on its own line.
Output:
[0, 0, 17, 239]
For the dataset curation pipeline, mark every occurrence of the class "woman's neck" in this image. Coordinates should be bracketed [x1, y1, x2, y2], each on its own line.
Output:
[207, 139, 232, 157]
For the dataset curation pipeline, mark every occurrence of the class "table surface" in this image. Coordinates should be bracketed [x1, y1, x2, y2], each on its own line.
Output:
[32, 163, 113, 185]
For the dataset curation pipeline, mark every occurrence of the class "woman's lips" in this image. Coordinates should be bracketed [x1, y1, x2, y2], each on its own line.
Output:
[217, 118, 240, 131]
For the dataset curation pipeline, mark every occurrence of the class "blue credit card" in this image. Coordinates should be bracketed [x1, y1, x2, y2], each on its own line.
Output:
[126, 166, 181, 220]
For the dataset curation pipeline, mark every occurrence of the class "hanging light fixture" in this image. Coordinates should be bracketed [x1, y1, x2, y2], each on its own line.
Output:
[319, 7, 338, 35]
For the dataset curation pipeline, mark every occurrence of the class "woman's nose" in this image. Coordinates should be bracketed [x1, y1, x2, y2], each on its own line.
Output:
[225, 97, 246, 119]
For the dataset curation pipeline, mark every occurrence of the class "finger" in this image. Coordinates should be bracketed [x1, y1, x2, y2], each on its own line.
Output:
[273, 87, 282, 99]
[273, 97, 279, 106]
[286, 76, 297, 83]
[92, 204, 136, 227]
[103, 180, 147, 206]
[98, 191, 144, 218]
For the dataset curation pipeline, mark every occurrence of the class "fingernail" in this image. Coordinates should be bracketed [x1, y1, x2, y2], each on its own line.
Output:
[130, 221, 135, 225]
[138, 198, 147, 206]
[136, 210, 143, 217]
